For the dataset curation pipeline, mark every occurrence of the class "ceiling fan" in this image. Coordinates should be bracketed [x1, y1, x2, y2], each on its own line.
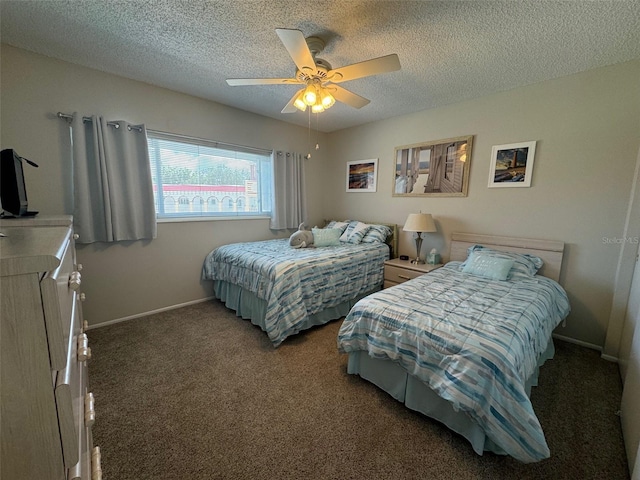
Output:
[226, 28, 401, 114]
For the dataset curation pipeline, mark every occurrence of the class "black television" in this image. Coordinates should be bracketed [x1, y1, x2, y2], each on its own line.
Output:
[0, 148, 38, 217]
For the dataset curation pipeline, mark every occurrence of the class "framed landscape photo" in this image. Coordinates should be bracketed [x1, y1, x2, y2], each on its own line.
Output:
[488, 141, 537, 188]
[346, 159, 378, 192]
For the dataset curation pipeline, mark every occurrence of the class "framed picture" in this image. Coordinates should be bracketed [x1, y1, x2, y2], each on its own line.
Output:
[392, 135, 473, 197]
[488, 141, 537, 188]
[346, 159, 378, 193]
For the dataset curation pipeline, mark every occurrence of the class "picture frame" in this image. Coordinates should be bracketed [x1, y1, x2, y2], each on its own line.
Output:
[392, 135, 473, 197]
[488, 141, 537, 188]
[346, 159, 378, 193]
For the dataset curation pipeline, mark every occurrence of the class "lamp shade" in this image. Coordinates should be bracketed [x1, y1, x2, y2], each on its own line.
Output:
[403, 213, 436, 233]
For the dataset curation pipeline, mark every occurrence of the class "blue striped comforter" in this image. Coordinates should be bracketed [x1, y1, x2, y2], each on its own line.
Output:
[337, 262, 570, 463]
[202, 239, 390, 346]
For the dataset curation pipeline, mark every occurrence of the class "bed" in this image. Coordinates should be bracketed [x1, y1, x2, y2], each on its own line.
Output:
[202, 220, 398, 347]
[337, 232, 571, 463]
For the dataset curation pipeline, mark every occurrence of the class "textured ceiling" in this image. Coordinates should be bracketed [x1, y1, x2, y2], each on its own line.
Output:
[2, 1, 640, 133]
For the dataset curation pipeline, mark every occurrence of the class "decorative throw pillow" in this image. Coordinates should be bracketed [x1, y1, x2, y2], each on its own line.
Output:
[325, 220, 349, 234]
[462, 252, 514, 281]
[339, 220, 358, 242]
[341, 221, 371, 244]
[312, 227, 342, 247]
[460, 245, 543, 278]
[361, 224, 392, 244]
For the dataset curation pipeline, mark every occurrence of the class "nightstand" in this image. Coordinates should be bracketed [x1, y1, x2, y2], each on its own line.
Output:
[383, 258, 443, 288]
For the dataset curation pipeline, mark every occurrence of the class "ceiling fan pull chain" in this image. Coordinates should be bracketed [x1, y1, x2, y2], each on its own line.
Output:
[306, 108, 312, 159]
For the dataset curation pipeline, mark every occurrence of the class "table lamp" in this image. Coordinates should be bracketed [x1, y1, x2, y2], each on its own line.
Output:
[403, 213, 436, 264]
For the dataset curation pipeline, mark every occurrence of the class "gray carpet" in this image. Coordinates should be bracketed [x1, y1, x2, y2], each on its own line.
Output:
[88, 300, 630, 480]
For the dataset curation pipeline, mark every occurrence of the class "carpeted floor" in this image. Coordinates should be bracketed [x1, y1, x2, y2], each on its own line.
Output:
[88, 300, 630, 480]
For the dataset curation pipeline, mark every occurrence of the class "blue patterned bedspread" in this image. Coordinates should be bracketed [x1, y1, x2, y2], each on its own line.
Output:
[202, 239, 390, 346]
[337, 262, 570, 463]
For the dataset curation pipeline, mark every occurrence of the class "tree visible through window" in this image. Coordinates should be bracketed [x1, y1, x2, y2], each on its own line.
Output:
[147, 131, 273, 218]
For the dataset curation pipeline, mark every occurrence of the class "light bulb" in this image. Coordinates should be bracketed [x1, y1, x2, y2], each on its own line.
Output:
[311, 103, 325, 113]
[293, 91, 307, 111]
[320, 90, 335, 109]
[303, 84, 317, 106]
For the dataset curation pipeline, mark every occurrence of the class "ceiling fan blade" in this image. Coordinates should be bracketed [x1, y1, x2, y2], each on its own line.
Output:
[281, 91, 300, 114]
[226, 78, 300, 86]
[329, 85, 370, 109]
[276, 28, 317, 76]
[327, 54, 401, 83]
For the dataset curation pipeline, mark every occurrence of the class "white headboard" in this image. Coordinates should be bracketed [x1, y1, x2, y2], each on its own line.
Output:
[450, 232, 565, 282]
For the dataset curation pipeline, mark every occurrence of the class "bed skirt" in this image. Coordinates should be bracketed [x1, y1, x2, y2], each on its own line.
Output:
[346, 339, 556, 457]
[213, 280, 379, 338]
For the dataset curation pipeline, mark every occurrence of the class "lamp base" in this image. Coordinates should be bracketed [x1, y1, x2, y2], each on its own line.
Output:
[411, 235, 425, 265]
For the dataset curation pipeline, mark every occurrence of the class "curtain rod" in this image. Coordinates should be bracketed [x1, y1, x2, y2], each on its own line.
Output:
[57, 113, 272, 155]
[57, 112, 144, 132]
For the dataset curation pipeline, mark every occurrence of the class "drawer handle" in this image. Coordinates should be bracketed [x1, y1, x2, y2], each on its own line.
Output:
[77, 263, 83, 271]
[85, 392, 96, 427]
[398, 275, 411, 280]
[73, 233, 80, 240]
[91, 446, 102, 480]
[69, 271, 82, 290]
[83, 320, 89, 332]
[78, 333, 92, 361]
[80, 292, 86, 301]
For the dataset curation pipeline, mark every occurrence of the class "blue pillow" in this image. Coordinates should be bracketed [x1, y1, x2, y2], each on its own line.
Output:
[325, 220, 349, 234]
[312, 227, 342, 247]
[361, 224, 392, 244]
[462, 252, 514, 281]
[339, 220, 359, 242]
[344, 222, 371, 244]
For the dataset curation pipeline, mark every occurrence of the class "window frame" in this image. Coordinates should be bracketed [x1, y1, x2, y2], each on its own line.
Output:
[146, 130, 273, 221]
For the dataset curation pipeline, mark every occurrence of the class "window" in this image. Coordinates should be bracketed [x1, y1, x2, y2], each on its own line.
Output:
[147, 131, 273, 219]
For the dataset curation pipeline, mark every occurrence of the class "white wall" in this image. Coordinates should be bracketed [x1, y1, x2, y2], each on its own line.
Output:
[0, 45, 329, 325]
[324, 60, 640, 348]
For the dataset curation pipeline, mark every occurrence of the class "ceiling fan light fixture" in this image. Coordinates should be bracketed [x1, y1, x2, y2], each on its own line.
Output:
[227, 29, 401, 115]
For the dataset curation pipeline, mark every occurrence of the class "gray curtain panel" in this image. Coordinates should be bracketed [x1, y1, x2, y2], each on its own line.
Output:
[269, 151, 307, 230]
[71, 114, 156, 243]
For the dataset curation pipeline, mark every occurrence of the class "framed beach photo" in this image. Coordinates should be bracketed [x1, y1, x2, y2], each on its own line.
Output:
[488, 141, 537, 188]
[346, 159, 378, 192]
[392, 135, 473, 197]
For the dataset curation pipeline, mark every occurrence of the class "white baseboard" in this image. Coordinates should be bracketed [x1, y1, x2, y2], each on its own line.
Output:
[552, 333, 619, 363]
[86, 297, 215, 330]
[552, 333, 602, 352]
[600, 354, 619, 363]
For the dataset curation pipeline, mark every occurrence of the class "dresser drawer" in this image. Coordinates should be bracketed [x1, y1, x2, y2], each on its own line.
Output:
[69, 358, 92, 480]
[384, 264, 425, 283]
[54, 298, 81, 469]
[41, 231, 80, 370]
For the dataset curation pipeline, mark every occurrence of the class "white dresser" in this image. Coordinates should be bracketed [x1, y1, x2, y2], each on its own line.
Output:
[0, 217, 101, 480]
